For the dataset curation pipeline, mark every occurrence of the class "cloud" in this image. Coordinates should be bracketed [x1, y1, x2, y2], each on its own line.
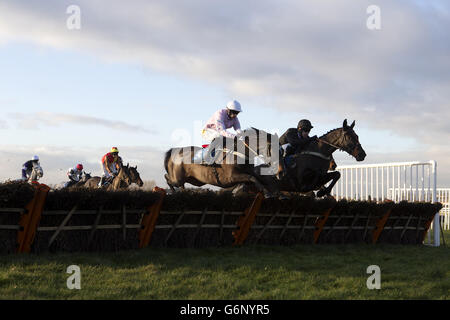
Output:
[0, 1, 449, 180]
[0, 1, 447, 130]
[8, 112, 156, 134]
[0, 120, 8, 129]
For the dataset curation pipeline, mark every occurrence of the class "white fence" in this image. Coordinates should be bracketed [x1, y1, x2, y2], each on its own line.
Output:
[330, 161, 442, 246]
[437, 188, 450, 231]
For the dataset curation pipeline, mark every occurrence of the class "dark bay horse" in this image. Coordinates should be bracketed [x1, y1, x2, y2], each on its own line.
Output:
[66, 172, 92, 189]
[164, 128, 281, 197]
[278, 119, 366, 196]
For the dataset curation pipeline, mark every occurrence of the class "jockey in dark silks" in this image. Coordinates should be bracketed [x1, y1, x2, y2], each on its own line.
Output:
[279, 119, 318, 169]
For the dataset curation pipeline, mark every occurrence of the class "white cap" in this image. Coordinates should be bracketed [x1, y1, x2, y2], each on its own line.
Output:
[226, 100, 242, 113]
[32, 155, 39, 161]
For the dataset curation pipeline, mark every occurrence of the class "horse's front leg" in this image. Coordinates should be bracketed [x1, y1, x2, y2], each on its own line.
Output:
[316, 171, 341, 197]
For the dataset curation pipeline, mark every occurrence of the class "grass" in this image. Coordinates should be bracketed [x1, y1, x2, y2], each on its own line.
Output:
[0, 231, 449, 300]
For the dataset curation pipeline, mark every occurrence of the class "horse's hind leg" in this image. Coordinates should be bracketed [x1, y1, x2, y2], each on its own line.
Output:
[165, 174, 177, 192]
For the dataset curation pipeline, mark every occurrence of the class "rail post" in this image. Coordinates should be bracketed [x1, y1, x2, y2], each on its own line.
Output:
[139, 187, 166, 248]
[372, 208, 392, 244]
[232, 192, 264, 246]
[430, 160, 440, 247]
[313, 206, 333, 244]
[17, 183, 50, 253]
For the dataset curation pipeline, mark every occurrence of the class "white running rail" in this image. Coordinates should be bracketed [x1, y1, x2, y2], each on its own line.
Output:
[331, 161, 441, 246]
[437, 188, 450, 231]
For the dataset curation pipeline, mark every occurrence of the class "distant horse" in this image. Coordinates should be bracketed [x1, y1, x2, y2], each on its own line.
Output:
[278, 119, 366, 197]
[164, 128, 281, 197]
[29, 165, 43, 183]
[127, 165, 144, 187]
[83, 164, 143, 190]
[60, 172, 93, 189]
[83, 165, 132, 191]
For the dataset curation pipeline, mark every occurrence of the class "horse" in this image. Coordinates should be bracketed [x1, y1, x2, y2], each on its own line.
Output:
[56, 172, 93, 190]
[164, 128, 282, 197]
[71, 172, 92, 188]
[278, 119, 366, 197]
[127, 165, 144, 187]
[83, 165, 133, 191]
[29, 165, 43, 183]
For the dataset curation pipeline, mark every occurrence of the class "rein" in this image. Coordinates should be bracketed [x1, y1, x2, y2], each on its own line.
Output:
[299, 134, 345, 161]
[317, 137, 343, 150]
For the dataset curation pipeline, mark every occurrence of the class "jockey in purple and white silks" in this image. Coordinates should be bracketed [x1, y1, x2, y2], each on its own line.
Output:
[202, 100, 243, 141]
[21, 155, 43, 182]
[201, 100, 243, 164]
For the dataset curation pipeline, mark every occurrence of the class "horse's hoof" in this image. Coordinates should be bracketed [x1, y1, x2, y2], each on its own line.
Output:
[303, 191, 316, 198]
[263, 192, 276, 199]
[316, 189, 328, 198]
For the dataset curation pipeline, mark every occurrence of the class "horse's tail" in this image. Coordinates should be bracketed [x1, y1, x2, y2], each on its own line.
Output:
[164, 149, 172, 173]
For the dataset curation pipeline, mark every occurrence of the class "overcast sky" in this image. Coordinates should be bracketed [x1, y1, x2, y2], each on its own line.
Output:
[0, 0, 449, 187]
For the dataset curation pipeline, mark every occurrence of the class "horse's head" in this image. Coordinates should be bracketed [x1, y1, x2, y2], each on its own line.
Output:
[336, 119, 366, 161]
[117, 165, 132, 185]
[128, 165, 144, 187]
[83, 172, 92, 182]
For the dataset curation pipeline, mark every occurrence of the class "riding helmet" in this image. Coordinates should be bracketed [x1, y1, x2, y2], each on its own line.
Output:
[297, 119, 313, 131]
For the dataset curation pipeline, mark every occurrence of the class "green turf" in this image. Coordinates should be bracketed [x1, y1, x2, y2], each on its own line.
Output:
[0, 231, 449, 300]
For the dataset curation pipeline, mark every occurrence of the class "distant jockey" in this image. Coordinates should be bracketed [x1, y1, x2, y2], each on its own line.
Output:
[64, 164, 84, 188]
[21, 155, 43, 182]
[201, 100, 243, 164]
[98, 147, 122, 187]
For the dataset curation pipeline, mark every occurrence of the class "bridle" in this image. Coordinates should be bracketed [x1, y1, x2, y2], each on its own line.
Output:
[317, 132, 361, 158]
[297, 129, 361, 161]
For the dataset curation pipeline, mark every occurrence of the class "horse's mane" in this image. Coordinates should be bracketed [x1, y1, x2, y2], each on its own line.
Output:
[319, 127, 342, 139]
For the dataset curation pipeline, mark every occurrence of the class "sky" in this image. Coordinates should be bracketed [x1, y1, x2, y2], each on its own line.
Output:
[0, 0, 449, 187]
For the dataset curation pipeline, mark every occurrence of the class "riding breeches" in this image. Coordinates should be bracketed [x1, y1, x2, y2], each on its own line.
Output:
[102, 163, 118, 178]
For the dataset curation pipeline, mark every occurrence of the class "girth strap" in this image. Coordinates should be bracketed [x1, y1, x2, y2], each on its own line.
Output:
[299, 151, 331, 161]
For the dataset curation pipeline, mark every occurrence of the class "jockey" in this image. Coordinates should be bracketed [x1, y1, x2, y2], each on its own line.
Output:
[279, 120, 336, 172]
[202, 100, 243, 141]
[65, 164, 84, 188]
[21, 155, 42, 182]
[280, 119, 317, 157]
[279, 119, 318, 171]
[98, 147, 122, 187]
[201, 100, 243, 164]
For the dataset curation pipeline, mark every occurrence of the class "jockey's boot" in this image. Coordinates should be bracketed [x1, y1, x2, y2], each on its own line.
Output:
[277, 158, 288, 180]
